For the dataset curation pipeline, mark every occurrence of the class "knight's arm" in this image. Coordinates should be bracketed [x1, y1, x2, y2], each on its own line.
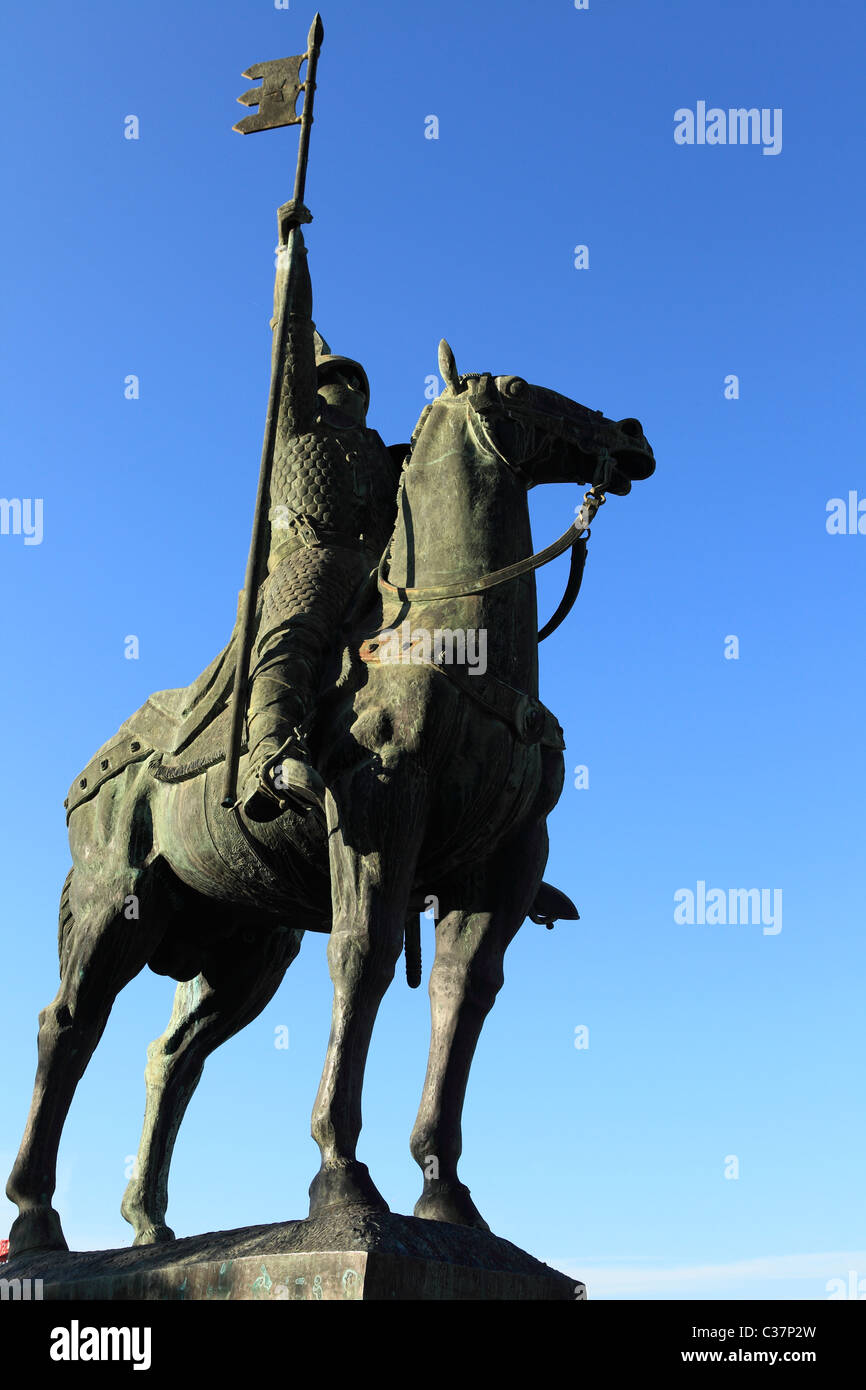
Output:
[271, 203, 319, 441]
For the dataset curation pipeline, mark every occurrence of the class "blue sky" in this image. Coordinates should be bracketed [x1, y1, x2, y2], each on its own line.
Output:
[1, 0, 864, 1300]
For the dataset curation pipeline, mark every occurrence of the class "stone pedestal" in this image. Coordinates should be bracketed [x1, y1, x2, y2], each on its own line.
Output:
[7, 1209, 584, 1301]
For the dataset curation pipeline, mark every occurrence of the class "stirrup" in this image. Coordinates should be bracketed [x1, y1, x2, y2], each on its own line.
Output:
[240, 734, 325, 823]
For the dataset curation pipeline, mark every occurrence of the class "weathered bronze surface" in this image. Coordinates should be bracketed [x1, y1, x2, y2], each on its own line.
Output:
[5, 18, 655, 1268]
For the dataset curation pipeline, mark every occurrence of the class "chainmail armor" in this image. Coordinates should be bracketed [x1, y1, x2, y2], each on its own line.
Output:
[267, 425, 398, 568]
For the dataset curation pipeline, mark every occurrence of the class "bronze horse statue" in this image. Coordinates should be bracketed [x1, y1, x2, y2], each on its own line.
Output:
[6, 341, 654, 1256]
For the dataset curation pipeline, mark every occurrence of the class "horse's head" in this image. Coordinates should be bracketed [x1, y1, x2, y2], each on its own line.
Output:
[434, 339, 655, 496]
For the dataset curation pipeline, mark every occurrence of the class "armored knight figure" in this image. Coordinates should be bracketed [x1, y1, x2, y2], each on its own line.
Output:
[239, 201, 402, 821]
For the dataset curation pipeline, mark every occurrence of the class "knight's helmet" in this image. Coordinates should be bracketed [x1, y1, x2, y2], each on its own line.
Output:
[314, 329, 370, 415]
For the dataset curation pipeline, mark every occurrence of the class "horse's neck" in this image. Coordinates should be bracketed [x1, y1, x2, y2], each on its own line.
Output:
[387, 403, 539, 691]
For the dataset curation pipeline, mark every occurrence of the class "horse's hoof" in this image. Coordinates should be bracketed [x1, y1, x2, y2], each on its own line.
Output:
[8, 1206, 68, 1257]
[132, 1224, 176, 1247]
[414, 1181, 491, 1231]
[308, 1160, 389, 1217]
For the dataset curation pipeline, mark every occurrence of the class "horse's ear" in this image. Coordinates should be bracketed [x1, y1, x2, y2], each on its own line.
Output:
[438, 339, 461, 393]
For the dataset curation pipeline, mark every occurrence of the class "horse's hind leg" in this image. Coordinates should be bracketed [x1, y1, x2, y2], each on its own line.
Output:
[121, 917, 303, 1246]
[410, 819, 550, 1231]
[6, 867, 170, 1256]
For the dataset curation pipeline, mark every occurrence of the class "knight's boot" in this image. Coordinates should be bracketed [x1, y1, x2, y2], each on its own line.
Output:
[243, 730, 325, 823]
[240, 658, 325, 823]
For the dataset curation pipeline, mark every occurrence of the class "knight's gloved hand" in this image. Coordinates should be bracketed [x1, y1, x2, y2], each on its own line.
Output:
[277, 200, 314, 239]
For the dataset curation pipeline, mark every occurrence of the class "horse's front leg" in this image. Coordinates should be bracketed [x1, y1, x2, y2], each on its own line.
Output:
[308, 769, 425, 1216]
[410, 819, 550, 1231]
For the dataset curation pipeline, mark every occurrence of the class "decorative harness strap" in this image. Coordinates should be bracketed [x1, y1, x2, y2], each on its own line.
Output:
[358, 640, 565, 751]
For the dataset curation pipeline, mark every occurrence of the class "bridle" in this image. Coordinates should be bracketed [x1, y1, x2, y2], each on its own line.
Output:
[377, 379, 611, 642]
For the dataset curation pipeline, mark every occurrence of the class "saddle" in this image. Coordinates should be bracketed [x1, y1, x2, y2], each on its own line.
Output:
[63, 594, 579, 929]
[64, 577, 566, 821]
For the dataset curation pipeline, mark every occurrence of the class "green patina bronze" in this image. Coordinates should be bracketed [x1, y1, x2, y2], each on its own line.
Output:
[6, 16, 655, 1260]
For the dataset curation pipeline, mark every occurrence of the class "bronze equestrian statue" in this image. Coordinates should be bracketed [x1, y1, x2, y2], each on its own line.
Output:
[5, 20, 655, 1258]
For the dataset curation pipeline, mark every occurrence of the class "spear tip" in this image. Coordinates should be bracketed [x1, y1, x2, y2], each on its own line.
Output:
[309, 13, 324, 51]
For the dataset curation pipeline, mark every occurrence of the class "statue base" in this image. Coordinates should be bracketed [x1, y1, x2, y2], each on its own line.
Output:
[7, 1208, 583, 1301]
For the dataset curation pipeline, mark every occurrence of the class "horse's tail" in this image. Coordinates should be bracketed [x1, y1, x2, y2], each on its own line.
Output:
[57, 868, 74, 977]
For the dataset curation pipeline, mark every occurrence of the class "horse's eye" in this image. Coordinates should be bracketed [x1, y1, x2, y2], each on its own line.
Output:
[505, 377, 527, 398]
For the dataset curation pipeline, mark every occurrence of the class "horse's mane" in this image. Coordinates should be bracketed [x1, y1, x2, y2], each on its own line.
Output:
[407, 400, 434, 455]
[401, 374, 483, 468]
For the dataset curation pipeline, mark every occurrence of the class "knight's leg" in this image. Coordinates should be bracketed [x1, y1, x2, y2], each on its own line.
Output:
[121, 918, 303, 1245]
[242, 619, 326, 821]
[241, 546, 365, 823]
[410, 819, 550, 1230]
[308, 772, 426, 1215]
[6, 868, 169, 1256]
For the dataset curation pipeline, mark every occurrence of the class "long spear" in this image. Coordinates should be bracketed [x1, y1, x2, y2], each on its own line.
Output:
[221, 14, 324, 809]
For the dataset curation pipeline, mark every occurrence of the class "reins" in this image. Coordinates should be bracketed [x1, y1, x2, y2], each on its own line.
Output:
[378, 486, 606, 643]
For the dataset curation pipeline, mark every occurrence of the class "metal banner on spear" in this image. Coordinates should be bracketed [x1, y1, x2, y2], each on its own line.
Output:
[221, 13, 324, 810]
